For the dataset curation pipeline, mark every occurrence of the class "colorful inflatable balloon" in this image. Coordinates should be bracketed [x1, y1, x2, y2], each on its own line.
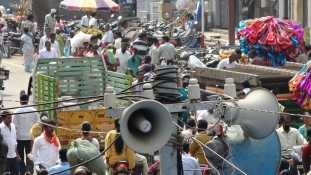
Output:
[237, 16, 304, 66]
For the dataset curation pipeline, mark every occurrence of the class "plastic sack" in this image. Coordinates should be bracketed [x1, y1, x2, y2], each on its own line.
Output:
[107, 49, 116, 64]
[67, 140, 105, 175]
[176, 0, 189, 10]
[71, 32, 92, 48]
[304, 28, 310, 44]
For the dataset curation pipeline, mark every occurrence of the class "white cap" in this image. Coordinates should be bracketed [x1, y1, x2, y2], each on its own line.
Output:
[180, 51, 189, 59]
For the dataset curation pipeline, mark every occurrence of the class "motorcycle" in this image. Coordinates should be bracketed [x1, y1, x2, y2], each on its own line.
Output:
[281, 147, 304, 175]
[34, 25, 44, 49]
[67, 20, 80, 34]
[110, 160, 143, 175]
[0, 67, 10, 104]
[8, 32, 22, 56]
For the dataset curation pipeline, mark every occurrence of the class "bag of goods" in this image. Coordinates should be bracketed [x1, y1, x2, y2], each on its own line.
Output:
[107, 49, 116, 64]
[77, 27, 105, 37]
[218, 49, 235, 60]
[67, 140, 105, 175]
[237, 16, 304, 66]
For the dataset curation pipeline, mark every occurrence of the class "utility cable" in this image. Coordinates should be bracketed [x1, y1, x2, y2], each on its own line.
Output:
[1, 89, 134, 111]
[1, 97, 104, 116]
[173, 121, 247, 175]
[49, 134, 121, 175]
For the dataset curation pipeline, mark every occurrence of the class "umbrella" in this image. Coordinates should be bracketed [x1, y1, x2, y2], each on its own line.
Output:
[60, 0, 118, 11]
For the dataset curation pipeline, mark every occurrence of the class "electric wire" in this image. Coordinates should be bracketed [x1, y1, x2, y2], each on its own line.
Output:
[173, 121, 248, 175]
[1, 97, 104, 116]
[49, 134, 121, 175]
[1, 89, 134, 111]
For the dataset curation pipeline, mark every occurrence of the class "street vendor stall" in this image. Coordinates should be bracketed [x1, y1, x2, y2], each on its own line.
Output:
[236, 16, 305, 66]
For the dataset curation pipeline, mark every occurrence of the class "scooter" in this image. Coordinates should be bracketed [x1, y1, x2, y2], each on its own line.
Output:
[282, 147, 304, 175]
[0, 67, 10, 105]
[110, 160, 143, 175]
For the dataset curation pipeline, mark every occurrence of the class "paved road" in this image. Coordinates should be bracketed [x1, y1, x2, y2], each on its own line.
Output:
[1, 55, 30, 108]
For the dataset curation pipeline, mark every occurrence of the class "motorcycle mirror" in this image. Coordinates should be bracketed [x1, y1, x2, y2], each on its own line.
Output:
[118, 16, 122, 20]
[194, 21, 198, 25]
[111, 14, 114, 18]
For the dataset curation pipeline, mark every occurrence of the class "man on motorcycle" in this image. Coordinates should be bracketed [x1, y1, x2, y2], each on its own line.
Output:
[102, 24, 114, 46]
[189, 120, 212, 164]
[105, 118, 135, 171]
[115, 167, 129, 175]
[276, 114, 306, 158]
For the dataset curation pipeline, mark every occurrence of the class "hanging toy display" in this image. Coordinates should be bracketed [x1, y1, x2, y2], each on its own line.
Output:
[289, 60, 311, 109]
[237, 16, 304, 66]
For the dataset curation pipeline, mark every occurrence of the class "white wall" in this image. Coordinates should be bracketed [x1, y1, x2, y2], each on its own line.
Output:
[278, 0, 285, 18]
[211, 0, 220, 27]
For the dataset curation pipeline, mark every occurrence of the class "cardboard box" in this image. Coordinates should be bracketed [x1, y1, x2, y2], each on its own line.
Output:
[158, 2, 172, 13]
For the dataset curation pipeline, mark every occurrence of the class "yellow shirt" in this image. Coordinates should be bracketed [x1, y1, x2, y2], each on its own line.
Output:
[105, 130, 135, 169]
[189, 131, 212, 164]
[30, 123, 42, 140]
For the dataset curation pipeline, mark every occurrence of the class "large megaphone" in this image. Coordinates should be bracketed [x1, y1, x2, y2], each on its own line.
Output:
[120, 100, 173, 153]
[215, 88, 279, 139]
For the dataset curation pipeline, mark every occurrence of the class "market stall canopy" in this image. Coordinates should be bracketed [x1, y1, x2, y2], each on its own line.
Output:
[60, 0, 118, 11]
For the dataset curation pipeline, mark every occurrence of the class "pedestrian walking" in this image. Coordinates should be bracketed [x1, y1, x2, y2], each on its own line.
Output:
[20, 27, 35, 72]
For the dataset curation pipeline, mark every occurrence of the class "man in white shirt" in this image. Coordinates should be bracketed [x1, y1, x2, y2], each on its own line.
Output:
[147, 37, 158, 65]
[89, 12, 98, 28]
[158, 36, 177, 61]
[115, 42, 130, 74]
[38, 41, 59, 59]
[217, 52, 238, 69]
[102, 24, 114, 46]
[49, 33, 61, 57]
[39, 27, 51, 51]
[180, 51, 206, 70]
[0, 111, 19, 175]
[241, 79, 251, 94]
[114, 31, 122, 50]
[182, 142, 201, 175]
[32, 119, 61, 170]
[80, 12, 90, 27]
[276, 114, 306, 158]
[13, 94, 39, 175]
[132, 70, 145, 96]
[197, 109, 217, 125]
[181, 118, 196, 142]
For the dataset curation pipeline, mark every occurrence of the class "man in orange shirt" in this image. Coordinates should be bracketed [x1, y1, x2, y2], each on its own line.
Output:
[189, 120, 212, 164]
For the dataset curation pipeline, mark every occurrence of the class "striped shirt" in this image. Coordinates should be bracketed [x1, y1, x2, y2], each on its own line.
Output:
[21, 20, 35, 34]
[131, 39, 147, 58]
[44, 14, 56, 33]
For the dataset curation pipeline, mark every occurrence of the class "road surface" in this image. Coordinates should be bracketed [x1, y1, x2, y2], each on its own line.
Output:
[2, 55, 30, 108]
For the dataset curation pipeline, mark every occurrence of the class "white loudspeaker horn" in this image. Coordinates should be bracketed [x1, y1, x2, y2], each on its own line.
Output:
[215, 88, 279, 139]
[120, 100, 173, 153]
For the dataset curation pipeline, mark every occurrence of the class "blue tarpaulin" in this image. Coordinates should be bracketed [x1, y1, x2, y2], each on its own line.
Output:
[195, 2, 202, 21]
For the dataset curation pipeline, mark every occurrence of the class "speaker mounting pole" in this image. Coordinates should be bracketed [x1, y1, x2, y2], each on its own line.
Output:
[160, 113, 179, 175]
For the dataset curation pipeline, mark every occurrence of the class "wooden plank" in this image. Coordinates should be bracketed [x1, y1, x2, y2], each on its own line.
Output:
[36, 57, 102, 64]
[104, 71, 131, 79]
